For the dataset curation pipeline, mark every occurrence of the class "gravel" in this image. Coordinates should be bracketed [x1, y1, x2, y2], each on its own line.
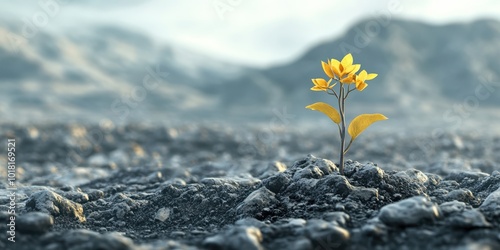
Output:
[0, 124, 499, 249]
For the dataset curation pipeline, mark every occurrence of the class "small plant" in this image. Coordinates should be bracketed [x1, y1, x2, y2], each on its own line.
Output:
[306, 53, 387, 175]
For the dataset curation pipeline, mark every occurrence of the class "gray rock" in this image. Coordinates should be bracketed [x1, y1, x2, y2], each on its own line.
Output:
[88, 190, 105, 201]
[378, 196, 439, 226]
[322, 212, 350, 227]
[17, 212, 54, 234]
[439, 200, 467, 215]
[361, 218, 388, 237]
[60, 190, 90, 203]
[447, 209, 491, 228]
[269, 237, 312, 250]
[315, 175, 354, 198]
[154, 207, 171, 222]
[292, 155, 338, 180]
[394, 169, 429, 184]
[263, 172, 291, 194]
[479, 187, 500, 217]
[235, 217, 268, 228]
[203, 226, 263, 250]
[26, 190, 86, 222]
[293, 166, 325, 180]
[444, 188, 475, 203]
[303, 219, 350, 249]
[201, 176, 261, 188]
[236, 187, 278, 217]
[352, 164, 385, 184]
[58, 229, 137, 250]
[348, 187, 379, 202]
[447, 170, 489, 182]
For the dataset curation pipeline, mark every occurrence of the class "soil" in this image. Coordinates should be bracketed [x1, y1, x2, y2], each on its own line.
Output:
[0, 124, 499, 250]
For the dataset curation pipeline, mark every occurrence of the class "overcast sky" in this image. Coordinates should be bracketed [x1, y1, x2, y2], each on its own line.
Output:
[3, 0, 500, 67]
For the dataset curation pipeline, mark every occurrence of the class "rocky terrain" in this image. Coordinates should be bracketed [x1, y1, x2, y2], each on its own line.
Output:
[0, 123, 499, 250]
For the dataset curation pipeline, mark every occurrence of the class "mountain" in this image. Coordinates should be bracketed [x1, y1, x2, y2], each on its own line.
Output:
[0, 20, 248, 124]
[1, 18, 500, 125]
[223, 19, 500, 123]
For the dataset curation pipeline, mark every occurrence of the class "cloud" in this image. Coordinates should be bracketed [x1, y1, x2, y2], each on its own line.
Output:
[2, 0, 500, 66]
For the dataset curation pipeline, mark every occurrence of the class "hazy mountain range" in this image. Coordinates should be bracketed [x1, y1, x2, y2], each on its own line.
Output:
[1, 18, 500, 126]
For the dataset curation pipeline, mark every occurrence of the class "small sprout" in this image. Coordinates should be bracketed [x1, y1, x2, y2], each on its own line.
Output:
[305, 53, 388, 175]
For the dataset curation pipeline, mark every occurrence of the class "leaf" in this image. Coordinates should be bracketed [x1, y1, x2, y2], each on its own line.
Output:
[305, 102, 341, 124]
[348, 114, 388, 139]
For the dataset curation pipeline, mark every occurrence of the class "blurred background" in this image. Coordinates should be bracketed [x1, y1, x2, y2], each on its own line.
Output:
[1, 0, 500, 132]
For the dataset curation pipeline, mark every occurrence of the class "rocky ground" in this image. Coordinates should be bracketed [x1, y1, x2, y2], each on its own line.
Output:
[0, 123, 499, 250]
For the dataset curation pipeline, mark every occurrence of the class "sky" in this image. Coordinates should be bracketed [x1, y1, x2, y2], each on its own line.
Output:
[3, 0, 500, 67]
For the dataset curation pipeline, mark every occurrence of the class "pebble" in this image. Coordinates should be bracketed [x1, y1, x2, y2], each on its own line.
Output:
[439, 200, 467, 215]
[236, 187, 278, 217]
[203, 226, 263, 250]
[378, 196, 439, 226]
[17, 212, 54, 234]
[59, 229, 136, 250]
[322, 212, 350, 227]
[26, 190, 86, 222]
[444, 189, 475, 203]
[394, 169, 429, 184]
[303, 219, 350, 249]
[154, 207, 171, 222]
[263, 172, 291, 193]
[447, 209, 491, 228]
[479, 187, 500, 217]
[348, 187, 379, 202]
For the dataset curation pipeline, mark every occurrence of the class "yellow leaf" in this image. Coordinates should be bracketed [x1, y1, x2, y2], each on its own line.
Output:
[348, 114, 388, 139]
[306, 102, 341, 124]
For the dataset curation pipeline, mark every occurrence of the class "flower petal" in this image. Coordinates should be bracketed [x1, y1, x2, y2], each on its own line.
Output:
[358, 70, 367, 81]
[330, 59, 341, 77]
[341, 53, 353, 67]
[344, 65, 357, 74]
[356, 81, 368, 91]
[310, 86, 325, 91]
[351, 64, 361, 74]
[366, 73, 378, 80]
[312, 78, 328, 87]
[340, 74, 355, 84]
[321, 61, 334, 78]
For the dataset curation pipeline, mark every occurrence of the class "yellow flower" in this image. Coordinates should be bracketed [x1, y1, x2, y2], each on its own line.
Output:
[330, 54, 359, 79]
[311, 78, 335, 91]
[340, 72, 356, 84]
[355, 70, 378, 91]
[321, 60, 335, 79]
